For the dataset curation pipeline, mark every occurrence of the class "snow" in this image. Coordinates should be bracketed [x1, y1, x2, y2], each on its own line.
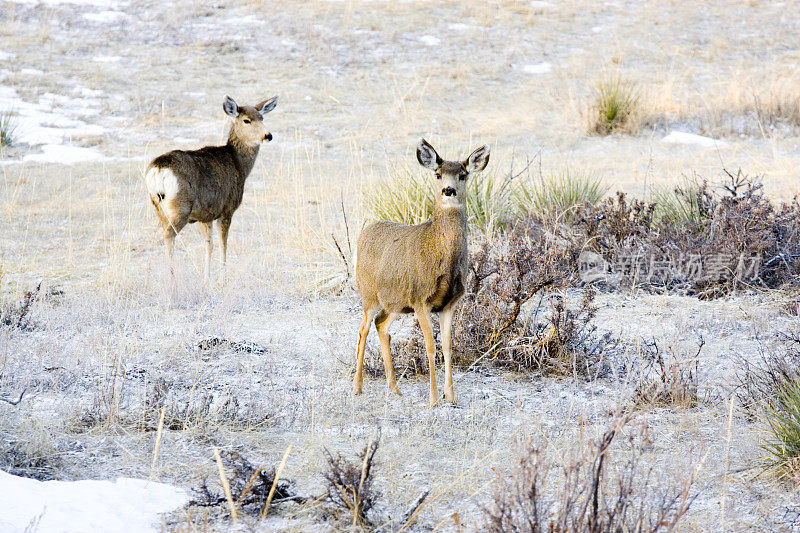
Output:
[8, 0, 124, 6]
[93, 55, 123, 63]
[530, 1, 556, 8]
[520, 62, 552, 74]
[0, 51, 14, 61]
[24, 144, 105, 163]
[419, 35, 441, 46]
[0, 470, 188, 533]
[82, 10, 126, 23]
[0, 84, 106, 149]
[661, 131, 727, 147]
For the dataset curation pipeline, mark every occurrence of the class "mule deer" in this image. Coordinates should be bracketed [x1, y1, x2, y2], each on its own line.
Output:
[144, 95, 279, 283]
[353, 139, 490, 406]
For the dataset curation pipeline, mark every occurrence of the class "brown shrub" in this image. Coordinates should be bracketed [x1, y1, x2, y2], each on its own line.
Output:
[482, 417, 696, 532]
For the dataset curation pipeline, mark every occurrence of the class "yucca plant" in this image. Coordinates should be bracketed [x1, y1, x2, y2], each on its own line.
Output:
[365, 166, 434, 227]
[761, 380, 800, 481]
[515, 168, 607, 221]
[365, 164, 514, 232]
[592, 75, 639, 135]
[0, 110, 19, 147]
[652, 178, 709, 225]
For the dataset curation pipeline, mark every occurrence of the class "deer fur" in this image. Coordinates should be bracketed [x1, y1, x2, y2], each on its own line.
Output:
[353, 139, 490, 406]
[144, 95, 278, 284]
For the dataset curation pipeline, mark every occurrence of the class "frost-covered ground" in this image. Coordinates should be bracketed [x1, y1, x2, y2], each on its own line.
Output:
[2, 0, 800, 531]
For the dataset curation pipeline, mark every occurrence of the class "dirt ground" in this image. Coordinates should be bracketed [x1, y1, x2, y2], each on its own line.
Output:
[2, 0, 800, 531]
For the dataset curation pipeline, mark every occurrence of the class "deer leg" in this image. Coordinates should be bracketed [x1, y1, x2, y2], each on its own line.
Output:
[354, 306, 378, 395]
[375, 310, 401, 395]
[162, 206, 188, 288]
[415, 306, 438, 406]
[199, 222, 212, 285]
[440, 303, 456, 404]
[216, 216, 231, 285]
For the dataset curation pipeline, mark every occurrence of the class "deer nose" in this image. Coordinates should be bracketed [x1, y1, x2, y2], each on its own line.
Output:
[442, 187, 456, 197]
[264, 132, 273, 142]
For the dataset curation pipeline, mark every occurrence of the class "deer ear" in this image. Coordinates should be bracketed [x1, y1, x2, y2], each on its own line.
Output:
[257, 96, 279, 118]
[416, 138, 442, 170]
[465, 145, 490, 173]
[223, 95, 239, 117]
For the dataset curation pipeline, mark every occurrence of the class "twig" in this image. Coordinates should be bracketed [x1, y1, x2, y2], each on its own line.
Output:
[0, 388, 26, 406]
[213, 447, 237, 523]
[399, 489, 429, 529]
[149, 406, 166, 480]
[261, 445, 293, 519]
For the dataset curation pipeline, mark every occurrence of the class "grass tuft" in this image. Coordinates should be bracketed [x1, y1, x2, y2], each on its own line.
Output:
[365, 163, 514, 232]
[762, 380, 800, 481]
[591, 75, 640, 135]
[0, 110, 19, 147]
[516, 168, 607, 220]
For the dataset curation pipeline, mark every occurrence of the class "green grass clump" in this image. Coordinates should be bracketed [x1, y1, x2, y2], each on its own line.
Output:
[515, 169, 607, 220]
[762, 381, 800, 481]
[366, 168, 434, 227]
[366, 165, 514, 232]
[592, 76, 639, 135]
[652, 179, 707, 224]
[0, 110, 19, 147]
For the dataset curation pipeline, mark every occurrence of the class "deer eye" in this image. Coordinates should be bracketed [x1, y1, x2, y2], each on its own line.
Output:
[243, 118, 251, 124]
[459, 173, 468, 181]
[434, 173, 441, 180]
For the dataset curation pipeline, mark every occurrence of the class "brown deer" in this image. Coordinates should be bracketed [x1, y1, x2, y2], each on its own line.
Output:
[144, 95, 278, 283]
[353, 139, 490, 406]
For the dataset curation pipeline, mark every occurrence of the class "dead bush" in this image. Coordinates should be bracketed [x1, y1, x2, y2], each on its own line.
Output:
[482, 416, 696, 532]
[0, 435, 61, 481]
[323, 432, 381, 527]
[735, 330, 800, 419]
[577, 169, 800, 297]
[189, 450, 303, 517]
[394, 219, 611, 377]
[0, 282, 42, 331]
[629, 339, 702, 410]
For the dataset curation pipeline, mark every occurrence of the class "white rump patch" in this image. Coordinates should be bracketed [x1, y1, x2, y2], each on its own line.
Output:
[144, 167, 179, 199]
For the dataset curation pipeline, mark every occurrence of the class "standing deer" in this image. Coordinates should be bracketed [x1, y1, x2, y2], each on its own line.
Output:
[353, 139, 490, 406]
[144, 95, 279, 284]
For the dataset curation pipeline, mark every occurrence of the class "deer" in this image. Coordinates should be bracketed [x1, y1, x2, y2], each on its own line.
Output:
[353, 139, 490, 406]
[144, 95, 279, 284]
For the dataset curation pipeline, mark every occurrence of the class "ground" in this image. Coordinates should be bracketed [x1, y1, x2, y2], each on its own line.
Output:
[1, 0, 800, 531]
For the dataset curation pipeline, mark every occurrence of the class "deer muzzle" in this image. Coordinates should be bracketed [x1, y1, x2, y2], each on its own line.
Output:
[264, 132, 273, 142]
[442, 187, 456, 197]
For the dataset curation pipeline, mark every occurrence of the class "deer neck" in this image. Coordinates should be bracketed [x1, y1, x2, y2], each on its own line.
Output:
[428, 204, 467, 255]
[227, 132, 261, 181]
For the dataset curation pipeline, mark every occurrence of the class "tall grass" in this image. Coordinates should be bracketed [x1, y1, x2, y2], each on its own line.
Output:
[591, 75, 640, 135]
[515, 168, 607, 220]
[762, 380, 800, 481]
[0, 110, 19, 147]
[365, 163, 514, 232]
[651, 179, 706, 224]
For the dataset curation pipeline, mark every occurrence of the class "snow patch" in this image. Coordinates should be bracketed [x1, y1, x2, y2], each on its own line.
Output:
[20, 68, 44, 76]
[520, 62, 552, 74]
[8, 0, 125, 6]
[0, 51, 14, 61]
[93, 55, 122, 63]
[448, 23, 475, 31]
[419, 35, 441, 46]
[0, 470, 188, 533]
[24, 144, 105, 163]
[0, 85, 106, 146]
[530, 1, 556, 8]
[661, 131, 727, 148]
[82, 10, 126, 23]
